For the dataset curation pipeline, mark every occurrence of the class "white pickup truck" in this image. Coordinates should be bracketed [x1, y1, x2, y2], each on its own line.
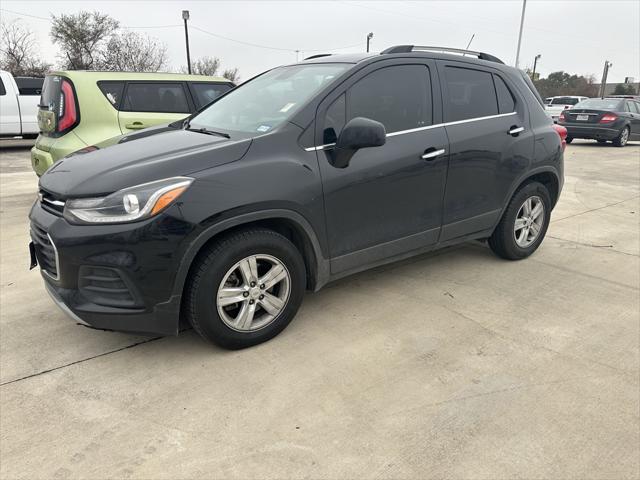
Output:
[0, 70, 43, 138]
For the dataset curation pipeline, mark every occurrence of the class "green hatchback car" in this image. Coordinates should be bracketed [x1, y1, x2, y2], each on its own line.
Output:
[31, 71, 234, 176]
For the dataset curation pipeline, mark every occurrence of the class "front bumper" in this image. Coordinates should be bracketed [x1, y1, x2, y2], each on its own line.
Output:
[560, 123, 621, 140]
[30, 200, 193, 335]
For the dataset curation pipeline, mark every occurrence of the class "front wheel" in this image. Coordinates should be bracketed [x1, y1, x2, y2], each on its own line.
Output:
[489, 182, 551, 260]
[184, 229, 306, 349]
[612, 126, 629, 147]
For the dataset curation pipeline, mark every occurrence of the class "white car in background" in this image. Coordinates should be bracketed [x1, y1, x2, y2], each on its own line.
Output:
[545, 96, 588, 123]
[0, 70, 43, 139]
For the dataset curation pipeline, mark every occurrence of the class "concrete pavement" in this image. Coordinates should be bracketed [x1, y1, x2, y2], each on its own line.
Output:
[1, 140, 638, 479]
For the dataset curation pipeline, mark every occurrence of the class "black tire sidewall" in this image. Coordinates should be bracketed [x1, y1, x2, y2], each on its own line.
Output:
[190, 231, 306, 349]
[613, 127, 629, 147]
[490, 182, 552, 260]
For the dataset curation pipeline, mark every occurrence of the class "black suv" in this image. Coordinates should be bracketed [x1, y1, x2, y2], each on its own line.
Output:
[30, 45, 564, 349]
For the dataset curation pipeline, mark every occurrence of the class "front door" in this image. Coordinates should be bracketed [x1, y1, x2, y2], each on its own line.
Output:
[315, 60, 449, 274]
[117, 82, 192, 133]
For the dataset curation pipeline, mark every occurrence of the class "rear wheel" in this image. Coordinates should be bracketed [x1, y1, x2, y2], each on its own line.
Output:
[565, 137, 573, 144]
[489, 182, 551, 260]
[612, 126, 629, 147]
[184, 229, 306, 349]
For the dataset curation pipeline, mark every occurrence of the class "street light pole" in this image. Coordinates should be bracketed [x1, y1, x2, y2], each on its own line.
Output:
[532, 54, 541, 80]
[182, 10, 192, 74]
[515, 0, 527, 68]
[366, 32, 374, 53]
[600, 61, 613, 97]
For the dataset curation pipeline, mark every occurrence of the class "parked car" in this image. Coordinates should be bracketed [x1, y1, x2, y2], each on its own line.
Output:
[0, 70, 43, 139]
[30, 71, 234, 176]
[558, 97, 640, 146]
[544, 96, 588, 123]
[30, 45, 565, 349]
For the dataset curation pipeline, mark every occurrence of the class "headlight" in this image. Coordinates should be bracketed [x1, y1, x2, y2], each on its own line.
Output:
[63, 177, 193, 224]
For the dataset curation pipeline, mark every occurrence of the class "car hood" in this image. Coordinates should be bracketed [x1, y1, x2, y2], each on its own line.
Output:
[39, 127, 252, 198]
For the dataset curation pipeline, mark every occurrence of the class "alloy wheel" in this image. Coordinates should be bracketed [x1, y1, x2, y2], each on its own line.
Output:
[216, 254, 291, 332]
[513, 195, 545, 248]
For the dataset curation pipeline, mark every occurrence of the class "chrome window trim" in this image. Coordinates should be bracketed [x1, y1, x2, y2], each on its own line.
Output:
[305, 112, 517, 151]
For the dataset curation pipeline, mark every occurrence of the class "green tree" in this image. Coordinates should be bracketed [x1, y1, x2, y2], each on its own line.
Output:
[533, 71, 598, 99]
[612, 83, 636, 95]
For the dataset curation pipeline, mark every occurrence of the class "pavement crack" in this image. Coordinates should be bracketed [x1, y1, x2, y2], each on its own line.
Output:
[0, 336, 162, 387]
[551, 194, 640, 223]
[547, 235, 639, 257]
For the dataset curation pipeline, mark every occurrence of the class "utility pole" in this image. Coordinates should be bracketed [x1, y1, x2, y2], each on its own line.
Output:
[515, 0, 527, 68]
[600, 61, 613, 97]
[366, 32, 374, 52]
[532, 54, 541, 80]
[182, 10, 192, 74]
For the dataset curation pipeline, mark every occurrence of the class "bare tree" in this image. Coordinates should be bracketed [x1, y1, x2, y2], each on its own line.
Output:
[189, 56, 221, 76]
[222, 68, 240, 83]
[99, 31, 168, 72]
[50, 11, 119, 70]
[0, 20, 51, 76]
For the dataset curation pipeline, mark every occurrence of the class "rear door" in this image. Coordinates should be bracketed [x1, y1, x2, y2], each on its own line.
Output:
[438, 62, 533, 241]
[0, 73, 21, 136]
[117, 81, 193, 133]
[316, 59, 449, 273]
[625, 101, 640, 135]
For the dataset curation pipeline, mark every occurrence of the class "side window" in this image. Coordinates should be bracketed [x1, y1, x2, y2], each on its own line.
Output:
[122, 83, 190, 113]
[190, 83, 233, 109]
[323, 93, 346, 144]
[444, 66, 498, 122]
[631, 102, 640, 114]
[347, 65, 432, 133]
[623, 102, 631, 112]
[493, 75, 516, 114]
[0, 78, 6, 96]
[98, 81, 125, 109]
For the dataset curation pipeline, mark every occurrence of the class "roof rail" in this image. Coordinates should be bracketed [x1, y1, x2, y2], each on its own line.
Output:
[304, 54, 333, 60]
[380, 45, 504, 64]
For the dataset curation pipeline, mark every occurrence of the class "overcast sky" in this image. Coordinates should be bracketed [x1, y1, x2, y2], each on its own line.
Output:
[1, 0, 638, 83]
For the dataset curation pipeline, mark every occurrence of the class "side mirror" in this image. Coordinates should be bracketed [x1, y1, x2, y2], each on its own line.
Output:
[330, 117, 386, 168]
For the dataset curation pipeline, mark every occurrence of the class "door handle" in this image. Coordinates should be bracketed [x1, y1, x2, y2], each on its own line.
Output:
[421, 148, 446, 161]
[125, 122, 146, 130]
[508, 126, 525, 136]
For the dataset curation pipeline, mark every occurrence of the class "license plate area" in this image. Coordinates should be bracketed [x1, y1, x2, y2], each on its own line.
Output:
[576, 114, 589, 121]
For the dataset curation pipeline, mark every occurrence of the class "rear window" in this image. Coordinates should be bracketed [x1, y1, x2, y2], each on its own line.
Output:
[40, 75, 63, 114]
[550, 97, 581, 105]
[444, 66, 498, 122]
[190, 82, 233, 109]
[574, 98, 622, 111]
[98, 81, 125, 109]
[122, 83, 190, 113]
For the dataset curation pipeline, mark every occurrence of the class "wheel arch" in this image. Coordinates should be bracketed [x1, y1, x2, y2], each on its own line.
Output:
[172, 209, 330, 305]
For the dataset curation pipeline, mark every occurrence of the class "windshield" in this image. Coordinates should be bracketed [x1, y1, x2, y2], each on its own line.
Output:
[189, 63, 350, 134]
[550, 97, 581, 105]
[573, 98, 622, 111]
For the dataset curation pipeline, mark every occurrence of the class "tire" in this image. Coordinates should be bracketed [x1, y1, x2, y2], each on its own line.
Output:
[612, 126, 629, 147]
[565, 137, 573, 144]
[184, 229, 306, 349]
[489, 182, 551, 260]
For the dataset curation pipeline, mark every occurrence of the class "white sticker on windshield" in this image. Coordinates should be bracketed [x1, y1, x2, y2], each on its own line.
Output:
[279, 102, 296, 113]
[257, 125, 271, 132]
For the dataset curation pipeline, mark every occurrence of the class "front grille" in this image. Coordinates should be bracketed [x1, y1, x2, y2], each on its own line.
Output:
[39, 190, 65, 216]
[78, 266, 140, 308]
[31, 224, 59, 279]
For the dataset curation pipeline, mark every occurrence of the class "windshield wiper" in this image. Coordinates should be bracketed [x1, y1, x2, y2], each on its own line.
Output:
[184, 120, 230, 139]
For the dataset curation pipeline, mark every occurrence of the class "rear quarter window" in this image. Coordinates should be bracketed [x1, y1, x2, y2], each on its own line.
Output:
[189, 82, 233, 109]
[0, 78, 5, 96]
[493, 75, 516, 114]
[444, 66, 498, 122]
[122, 82, 190, 113]
[98, 81, 125, 109]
